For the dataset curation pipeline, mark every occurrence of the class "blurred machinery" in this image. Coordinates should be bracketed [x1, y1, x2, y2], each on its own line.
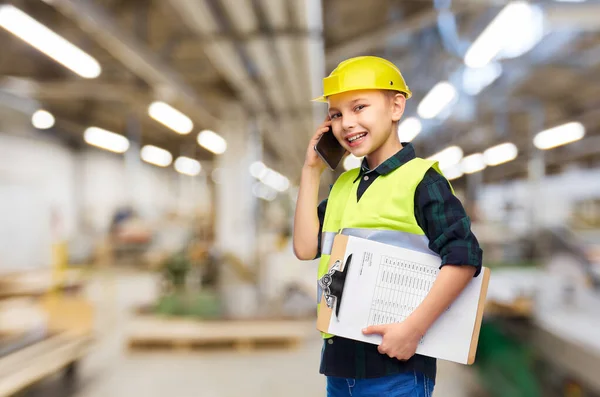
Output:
[476, 223, 600, 397]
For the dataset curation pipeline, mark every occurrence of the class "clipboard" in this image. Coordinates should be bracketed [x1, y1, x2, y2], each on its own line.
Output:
[317, 234, 491, 365]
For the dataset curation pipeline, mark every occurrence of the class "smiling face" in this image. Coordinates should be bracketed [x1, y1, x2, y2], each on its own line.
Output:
[327, 89, 406, 167]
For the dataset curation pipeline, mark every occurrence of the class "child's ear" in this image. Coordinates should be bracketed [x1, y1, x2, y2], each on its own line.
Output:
[391, 93, 406, 122]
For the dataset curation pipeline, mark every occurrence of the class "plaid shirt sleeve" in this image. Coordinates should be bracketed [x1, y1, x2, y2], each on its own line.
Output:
[414, 169, 482, 277]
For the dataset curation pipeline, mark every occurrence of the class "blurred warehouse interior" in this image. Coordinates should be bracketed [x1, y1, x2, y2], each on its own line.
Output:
[1, 0, 600, 396]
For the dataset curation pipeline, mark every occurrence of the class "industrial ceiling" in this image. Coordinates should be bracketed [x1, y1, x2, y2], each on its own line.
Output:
[1, 0, 599, 189]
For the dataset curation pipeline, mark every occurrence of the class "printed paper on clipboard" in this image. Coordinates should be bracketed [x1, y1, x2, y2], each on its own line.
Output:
[316, 234, 490, 365]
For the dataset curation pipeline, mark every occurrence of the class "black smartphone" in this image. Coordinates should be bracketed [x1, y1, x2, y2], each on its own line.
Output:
[314, 127, 346, 171]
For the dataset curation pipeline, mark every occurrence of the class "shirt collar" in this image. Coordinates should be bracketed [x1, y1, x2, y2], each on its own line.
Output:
[354, 142, 416, 182]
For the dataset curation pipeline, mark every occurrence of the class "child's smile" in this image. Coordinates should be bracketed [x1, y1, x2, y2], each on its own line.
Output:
[345, 131, 368, 148]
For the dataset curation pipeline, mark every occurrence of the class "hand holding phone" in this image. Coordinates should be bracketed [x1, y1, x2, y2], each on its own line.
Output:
[304, 119, 333, 171]
[314, 127, 346, 171]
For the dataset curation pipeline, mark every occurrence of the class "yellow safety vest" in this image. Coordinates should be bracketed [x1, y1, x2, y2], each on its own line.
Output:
[317, 157, 449, 338]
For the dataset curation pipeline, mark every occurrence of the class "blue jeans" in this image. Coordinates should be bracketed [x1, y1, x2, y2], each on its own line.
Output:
[326, 371, 435, 397]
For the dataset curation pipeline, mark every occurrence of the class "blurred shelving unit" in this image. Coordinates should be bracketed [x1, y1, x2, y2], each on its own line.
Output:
[0, 269, 94, 397]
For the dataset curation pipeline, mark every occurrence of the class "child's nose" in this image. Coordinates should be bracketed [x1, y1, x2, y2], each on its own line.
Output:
[342, 115, 357, 131]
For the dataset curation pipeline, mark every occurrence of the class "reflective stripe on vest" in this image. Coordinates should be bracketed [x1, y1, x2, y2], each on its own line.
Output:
[334, 228, 436, 256]
[321, 231, 337, 255]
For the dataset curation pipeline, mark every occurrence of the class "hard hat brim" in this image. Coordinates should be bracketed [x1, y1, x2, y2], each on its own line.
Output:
[311, 89, 412, 103]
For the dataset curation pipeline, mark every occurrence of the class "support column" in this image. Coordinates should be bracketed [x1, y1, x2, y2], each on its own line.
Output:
[528, 104, 546, 232]
[527, 103, 546, 258]
[466, 171, 483, 220]
[303, 0, 334, 191]
[176, 142, 208, 216]
[305, 0, 326, 131]
[215, 109, 262, 318]
[124, 114, 145, 215]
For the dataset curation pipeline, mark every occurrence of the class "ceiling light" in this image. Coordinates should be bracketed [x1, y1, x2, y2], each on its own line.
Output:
[343, 155, 363, 171]
[463, 63, 503, 96]
[249, 161, 268, 179]
[252, 182, 277, 202]
[443, 164, 463, 181]
[427, 146, 464, 170]
[417, 82, 457, 119]
[260, 168, 289, 192]
[174, 156, 201, 176]
[0, 5, 101, 78]
[31, 110, 55, 129]
[84, 127, 129, 153]
[464, 2, 542, 68]
[197, 130, 227, 154]
[398, 117, 422, 142]
[140, 145, 172, 167]
[250, 161, 290, 192]
[460, 153, 486, 174]
[249, 161, 289, 192]
[484, 142, 518, 166]
[148, 101, 193, 134]
[534, 122, 585, 150]
[499, 5, 544, 60]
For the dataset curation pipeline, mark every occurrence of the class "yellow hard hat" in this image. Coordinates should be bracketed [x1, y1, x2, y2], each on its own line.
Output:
[312, 56, 412, 102]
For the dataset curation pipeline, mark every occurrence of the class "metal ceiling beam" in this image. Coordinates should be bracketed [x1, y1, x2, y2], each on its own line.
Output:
[443, 0, 600, 23]
[293, 0, 334, 189]
[326, 9, 440, 69]
[169, 0, 301, 169]
[298, 0, 326, 132]
[254, 0, 316, 167]
[169, 0, 309, 176]
[0, 77, 230, 111]
[178, 0, 310, 171]
[260, 0, 311, 107]
[325, 4, 481, 71]
[400, 0, 506, 4]
[47, 0, 218, 127]
[266, 2, 298, 106]
[0, 77, 143, 103]
[220, 0, 286, 112]
[545, 3, 600, 31]
[168, 0, 265, 113]
[221, 0, 315, 171]
[0, 89, 39, 115]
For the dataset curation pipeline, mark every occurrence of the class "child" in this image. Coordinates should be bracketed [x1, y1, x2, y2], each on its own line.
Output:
[293, 56, 482, 397]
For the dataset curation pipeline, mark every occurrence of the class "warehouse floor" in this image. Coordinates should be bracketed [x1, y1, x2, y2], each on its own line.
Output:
[23, 270, 487, 397]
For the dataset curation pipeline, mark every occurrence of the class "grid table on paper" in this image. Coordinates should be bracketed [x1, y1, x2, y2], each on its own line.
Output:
[367, 255, 438, 326]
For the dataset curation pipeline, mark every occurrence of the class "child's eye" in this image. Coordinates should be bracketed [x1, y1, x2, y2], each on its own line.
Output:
[330, 113, 341, 119]
[354, 104, 366, 112]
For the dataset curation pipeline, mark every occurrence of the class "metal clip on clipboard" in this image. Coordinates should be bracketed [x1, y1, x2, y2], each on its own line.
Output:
[318, 254, 353, 319]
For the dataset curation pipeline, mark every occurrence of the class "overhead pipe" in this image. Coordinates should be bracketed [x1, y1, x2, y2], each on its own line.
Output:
[217, 0, 306, 166]
[545, 3, 600, 32]
[47, 0, 218, 127]
[219, 0, 287, 112]
[326, 9, 442, 70]
[259, 0, 310, 108]
[434, 0, 472, 59]
[169, 0, 265, 113]
[170, 0, 305, 169]
[298, 0, 326, 131]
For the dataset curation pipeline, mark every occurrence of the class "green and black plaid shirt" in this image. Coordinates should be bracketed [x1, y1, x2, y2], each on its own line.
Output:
[315, 142, 483, 381]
